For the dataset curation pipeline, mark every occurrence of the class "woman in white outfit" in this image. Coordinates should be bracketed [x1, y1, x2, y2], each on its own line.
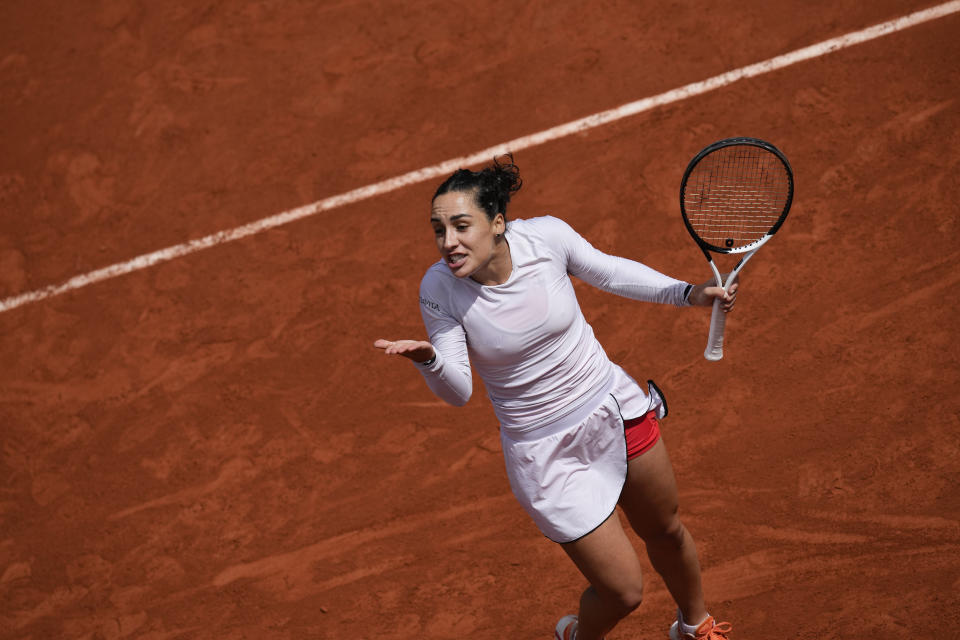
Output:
[375, 156, 734, 640]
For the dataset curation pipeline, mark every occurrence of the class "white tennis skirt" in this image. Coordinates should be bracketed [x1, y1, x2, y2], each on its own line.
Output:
[500, 366, 666, 543]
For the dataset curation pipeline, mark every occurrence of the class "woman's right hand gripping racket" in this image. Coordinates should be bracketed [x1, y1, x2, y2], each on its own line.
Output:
[680, 137, 794, 361]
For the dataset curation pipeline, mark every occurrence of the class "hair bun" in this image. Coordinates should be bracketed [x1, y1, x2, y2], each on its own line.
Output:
[489, 153, 522, 212]
[432, 152, 523, 221]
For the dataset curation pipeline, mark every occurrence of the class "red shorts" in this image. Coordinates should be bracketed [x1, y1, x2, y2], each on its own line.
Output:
[624, 410, 661, 460]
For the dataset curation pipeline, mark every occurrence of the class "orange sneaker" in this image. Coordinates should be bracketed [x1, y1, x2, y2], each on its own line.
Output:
[669, 615, 732, 640]
[554, 615, 578, 640]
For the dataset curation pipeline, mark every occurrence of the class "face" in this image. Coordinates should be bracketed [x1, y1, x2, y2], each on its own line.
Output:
[430, 190, 505, 279]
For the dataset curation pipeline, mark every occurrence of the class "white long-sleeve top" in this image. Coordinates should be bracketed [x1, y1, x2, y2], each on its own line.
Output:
[416, 215, 690, 436]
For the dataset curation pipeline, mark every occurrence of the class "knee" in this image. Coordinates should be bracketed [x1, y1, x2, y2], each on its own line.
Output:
[614, 586, 644, 617]
[598, 582, 644, 618]
[616, 586, 644, 616]
[640, 511, 687, 549]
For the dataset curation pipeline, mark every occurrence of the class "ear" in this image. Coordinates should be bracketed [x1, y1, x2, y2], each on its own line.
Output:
[492, 213, 506, 235]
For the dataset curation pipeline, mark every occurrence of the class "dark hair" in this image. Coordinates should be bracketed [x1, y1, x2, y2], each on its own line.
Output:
[432, 154, 522, 221]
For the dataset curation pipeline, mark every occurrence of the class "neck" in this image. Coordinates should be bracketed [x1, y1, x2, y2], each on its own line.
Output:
[470, 239, 512, 286]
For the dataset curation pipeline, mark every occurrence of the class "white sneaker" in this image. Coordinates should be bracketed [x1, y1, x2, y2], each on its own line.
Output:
[669, 614, 732, 639]
[554, 614, 578, 640]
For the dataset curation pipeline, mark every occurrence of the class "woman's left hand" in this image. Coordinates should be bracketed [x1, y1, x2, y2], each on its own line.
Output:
[688, 274, 739, 312]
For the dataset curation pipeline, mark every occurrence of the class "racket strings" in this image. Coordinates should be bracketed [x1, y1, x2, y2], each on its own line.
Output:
[683, 146, 790, 249]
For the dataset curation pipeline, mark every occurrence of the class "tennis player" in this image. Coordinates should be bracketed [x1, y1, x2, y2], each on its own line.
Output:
[374, 156, 734, 640]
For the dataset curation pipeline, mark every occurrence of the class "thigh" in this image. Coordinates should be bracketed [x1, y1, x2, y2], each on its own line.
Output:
[561, 510, 644, 598]
[618, 438, 682, 540]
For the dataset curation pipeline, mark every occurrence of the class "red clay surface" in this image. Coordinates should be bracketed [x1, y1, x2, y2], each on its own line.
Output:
[2, 1, 959, 638]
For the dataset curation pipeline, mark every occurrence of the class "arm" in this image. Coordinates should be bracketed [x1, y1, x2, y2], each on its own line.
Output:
[418, 323, 473, 407]
[373, 271, 473, 406]
[536, 216, 690, 305]
[536, 216, 737, 310]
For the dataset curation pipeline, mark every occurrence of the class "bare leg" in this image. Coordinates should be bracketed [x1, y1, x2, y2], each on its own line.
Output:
[618, 438, 708, 626]
[560, 511, 645, 640]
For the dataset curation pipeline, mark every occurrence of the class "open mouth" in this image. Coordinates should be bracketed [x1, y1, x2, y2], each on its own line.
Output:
[446, 253, 467, 269]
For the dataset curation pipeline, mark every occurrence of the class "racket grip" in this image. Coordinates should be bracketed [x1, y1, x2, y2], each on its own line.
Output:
[704, 297, 726, 361]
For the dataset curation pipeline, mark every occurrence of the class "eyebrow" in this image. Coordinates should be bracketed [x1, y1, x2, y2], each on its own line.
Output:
[430, 213, 472, 223]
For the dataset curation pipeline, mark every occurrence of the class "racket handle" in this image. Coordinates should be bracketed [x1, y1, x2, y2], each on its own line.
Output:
[704, 297, 726, 361]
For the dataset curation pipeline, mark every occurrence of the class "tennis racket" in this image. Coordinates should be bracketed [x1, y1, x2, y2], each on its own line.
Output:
[680, 137, 794, 361]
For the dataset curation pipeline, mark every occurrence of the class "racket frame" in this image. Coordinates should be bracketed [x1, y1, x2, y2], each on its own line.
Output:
[679, 137, 794, 361]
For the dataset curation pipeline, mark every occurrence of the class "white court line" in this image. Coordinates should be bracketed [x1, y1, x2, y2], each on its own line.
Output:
[2, 0, 958, 315]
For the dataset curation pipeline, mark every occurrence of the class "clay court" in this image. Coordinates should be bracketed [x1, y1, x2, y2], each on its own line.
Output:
[2, 1, 959, 638]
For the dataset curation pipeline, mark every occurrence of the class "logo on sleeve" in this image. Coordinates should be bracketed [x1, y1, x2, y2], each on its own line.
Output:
[419, 296, 441, 311]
